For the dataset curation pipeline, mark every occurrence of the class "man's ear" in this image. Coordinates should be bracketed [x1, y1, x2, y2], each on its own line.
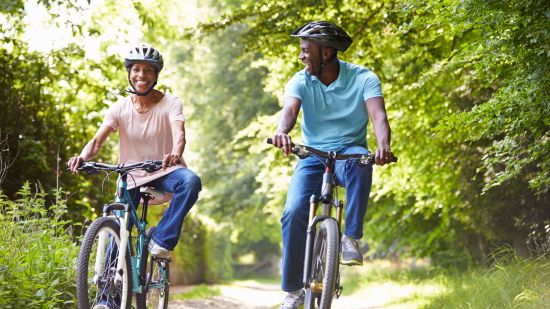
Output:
[322, 47, 337, 62]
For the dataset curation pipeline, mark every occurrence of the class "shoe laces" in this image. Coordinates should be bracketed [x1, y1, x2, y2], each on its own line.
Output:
[282, 291, 303, 307]
[342, 236, 359, 252]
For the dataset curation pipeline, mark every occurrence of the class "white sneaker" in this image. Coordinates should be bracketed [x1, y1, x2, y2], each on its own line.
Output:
[279, 289, 304, 309]
[148, 240, 171, 259]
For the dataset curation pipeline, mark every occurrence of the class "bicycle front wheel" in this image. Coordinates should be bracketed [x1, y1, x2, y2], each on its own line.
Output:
[77, 216, 132, 309]
[304, 218, 339, 309]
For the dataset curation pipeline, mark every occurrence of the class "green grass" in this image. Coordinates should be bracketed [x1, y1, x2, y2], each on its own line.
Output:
[170, 284, 221, 300]
[422, 257, 550, 309]
[338, 254, 550, 309]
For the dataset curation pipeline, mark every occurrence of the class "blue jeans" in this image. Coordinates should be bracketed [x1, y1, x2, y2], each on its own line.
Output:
[129, 168, 201, 250]
[280, 145, 373, 291]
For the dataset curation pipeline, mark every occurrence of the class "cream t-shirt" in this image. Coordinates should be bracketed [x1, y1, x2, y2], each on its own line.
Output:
[103, 93, 185, 189]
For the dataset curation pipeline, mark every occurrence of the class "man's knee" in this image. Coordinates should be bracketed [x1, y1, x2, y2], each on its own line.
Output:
[281, 201, 308, 226]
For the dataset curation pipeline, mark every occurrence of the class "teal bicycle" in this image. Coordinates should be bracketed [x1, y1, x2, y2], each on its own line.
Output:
[76, 160, 170, 309]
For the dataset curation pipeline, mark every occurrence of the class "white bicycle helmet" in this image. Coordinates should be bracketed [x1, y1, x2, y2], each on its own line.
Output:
[124, 45, 164, 73]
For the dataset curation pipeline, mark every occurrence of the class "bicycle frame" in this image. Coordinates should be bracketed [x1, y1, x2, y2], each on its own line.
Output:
[94, 171, 151, 294]
[266, 138, 396, 307]
[302, 152, 343, 294]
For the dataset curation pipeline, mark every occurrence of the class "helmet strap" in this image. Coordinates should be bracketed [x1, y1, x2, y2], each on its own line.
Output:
[317, 46, 338, 76]
[126, 76, 157, 96]
[319, 46, 326, 74]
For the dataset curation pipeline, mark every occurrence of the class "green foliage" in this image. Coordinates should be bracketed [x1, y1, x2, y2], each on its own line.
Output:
[0, 184, 78, 308]
[170, 0, 282, 261]
[2, 0, 548, 285]
[194, 0, 550, 263]
[422, 252, 550, 308]
[0, 0, 132, 227]
[147, 206, 234, 284]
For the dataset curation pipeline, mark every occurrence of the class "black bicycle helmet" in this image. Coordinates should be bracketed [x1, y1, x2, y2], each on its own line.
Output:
[291, 21, 353, 52]
[124, 45, 164, 73]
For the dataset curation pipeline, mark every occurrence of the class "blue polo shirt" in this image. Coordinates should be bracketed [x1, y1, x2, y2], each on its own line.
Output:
[284, 60, 383, 151]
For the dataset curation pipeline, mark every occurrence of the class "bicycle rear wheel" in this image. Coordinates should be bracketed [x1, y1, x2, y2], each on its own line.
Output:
[136, 227, 169, 309]
[145, 257, 170, 309]
[304, 218, 339, 309]
[77, 216, 132, 309]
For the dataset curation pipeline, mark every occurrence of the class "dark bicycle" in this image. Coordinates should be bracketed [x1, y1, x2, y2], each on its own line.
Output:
[268, 138, 396, 309]
[75, 160, 170, 309]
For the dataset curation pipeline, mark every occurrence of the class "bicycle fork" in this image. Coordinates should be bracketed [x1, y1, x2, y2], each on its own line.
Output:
[303, 195, 319, 291]
[92, 206, 131, 288]
[302, 166, 345, 297]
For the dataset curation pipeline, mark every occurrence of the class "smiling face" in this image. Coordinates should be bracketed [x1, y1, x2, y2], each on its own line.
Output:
[129, 62, 159, 93]
[299, 40, 323, 76]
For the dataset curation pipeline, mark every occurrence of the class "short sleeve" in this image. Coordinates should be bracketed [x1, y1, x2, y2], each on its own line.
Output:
[168, 96, 185, 123]
[362, 71, 383, 101]
[102, 103, 120, 130]
[284, 75, 303, 101]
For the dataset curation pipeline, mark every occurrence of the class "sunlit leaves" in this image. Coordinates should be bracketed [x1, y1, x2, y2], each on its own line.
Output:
[194, 0, 549, 261]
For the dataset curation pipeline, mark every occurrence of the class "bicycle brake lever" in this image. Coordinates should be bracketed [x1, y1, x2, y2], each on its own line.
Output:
[293, 145, 310, 159]
[358, 156, 375, 166]
[79, 163, 99, 174]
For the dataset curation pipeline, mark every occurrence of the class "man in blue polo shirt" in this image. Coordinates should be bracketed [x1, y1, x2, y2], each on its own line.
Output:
[271, 21, 395, 309]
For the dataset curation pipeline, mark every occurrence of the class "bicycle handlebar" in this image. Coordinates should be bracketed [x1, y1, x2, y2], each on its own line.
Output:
[266, 138, 398, 164]
[77, 160, 164, 174]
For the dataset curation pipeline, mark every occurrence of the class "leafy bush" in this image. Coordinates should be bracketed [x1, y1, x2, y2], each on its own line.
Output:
[0, 183, 78, 308]
[146, 208, 234, 285]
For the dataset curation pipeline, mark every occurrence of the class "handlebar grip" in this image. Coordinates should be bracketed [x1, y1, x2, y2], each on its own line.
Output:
[266, 138, 273, 145]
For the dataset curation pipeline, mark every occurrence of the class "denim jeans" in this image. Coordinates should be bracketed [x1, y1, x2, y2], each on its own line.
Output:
[280, 145, 373, 291]
[129, 168, 201, 250]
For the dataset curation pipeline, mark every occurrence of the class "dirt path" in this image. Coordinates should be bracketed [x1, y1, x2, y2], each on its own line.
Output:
[168, 262, 440, 309]
[169, 280, 281, 309]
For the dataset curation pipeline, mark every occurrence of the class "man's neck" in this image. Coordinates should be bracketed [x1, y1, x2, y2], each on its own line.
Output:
[318, 59, 340, 86]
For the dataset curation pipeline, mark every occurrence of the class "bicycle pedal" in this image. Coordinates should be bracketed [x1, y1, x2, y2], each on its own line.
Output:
[152, 256, 172, 262]
[335, 286, 343, 298]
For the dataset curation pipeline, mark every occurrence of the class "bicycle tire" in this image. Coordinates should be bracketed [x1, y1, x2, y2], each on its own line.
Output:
[304, 218, 339, 309]
[77, 216, 132, 309]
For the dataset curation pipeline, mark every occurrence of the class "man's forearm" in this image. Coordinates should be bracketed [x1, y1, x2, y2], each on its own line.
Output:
[276, 99, 301, 134]
[373, 118, 391, 149]
[276, 108, 297, 134]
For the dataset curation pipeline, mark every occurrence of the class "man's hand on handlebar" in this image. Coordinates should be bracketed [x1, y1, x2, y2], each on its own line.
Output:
[374, 147, 396, 166]
[271, 132, 293, 156]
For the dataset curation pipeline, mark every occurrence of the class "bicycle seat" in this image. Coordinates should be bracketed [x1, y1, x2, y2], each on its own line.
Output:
[140, 186, 172, 205]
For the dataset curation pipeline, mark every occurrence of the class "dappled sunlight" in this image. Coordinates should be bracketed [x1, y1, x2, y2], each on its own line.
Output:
[334, 281, 443, 309]
[335, 260, 444, 308]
